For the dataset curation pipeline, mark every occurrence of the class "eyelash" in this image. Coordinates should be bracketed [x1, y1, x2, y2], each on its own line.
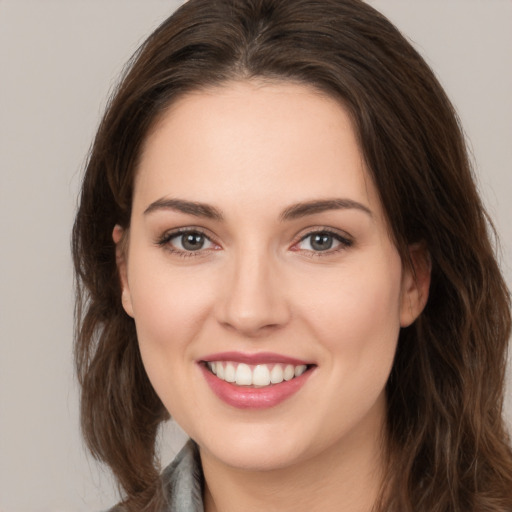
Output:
[294, 229, 353, 257]
[155, 227, 353, 258]
[156, 227, 217, 258]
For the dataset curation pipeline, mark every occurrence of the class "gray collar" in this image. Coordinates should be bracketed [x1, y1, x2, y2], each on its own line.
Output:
[106, 440, 204, 512]
[161, 440, 204, 511]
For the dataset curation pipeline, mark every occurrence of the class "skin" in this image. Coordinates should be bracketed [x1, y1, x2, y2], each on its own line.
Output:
[114, 80, 430, 512]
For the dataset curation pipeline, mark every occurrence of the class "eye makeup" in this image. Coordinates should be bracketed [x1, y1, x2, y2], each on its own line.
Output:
[155, 225, 354, 259]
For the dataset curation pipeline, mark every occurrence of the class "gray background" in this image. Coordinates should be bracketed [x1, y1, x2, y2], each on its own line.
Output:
[1, 1, 511, 510]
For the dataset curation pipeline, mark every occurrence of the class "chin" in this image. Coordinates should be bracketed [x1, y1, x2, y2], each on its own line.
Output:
[192, 418, 324, 472]
[202, 439, 305, 472]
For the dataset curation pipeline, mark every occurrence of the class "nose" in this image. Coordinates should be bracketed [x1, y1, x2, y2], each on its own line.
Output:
[216, 247, 291, 337]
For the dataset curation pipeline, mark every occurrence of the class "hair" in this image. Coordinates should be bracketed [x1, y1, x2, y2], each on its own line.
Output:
[72, 0, 512, 510]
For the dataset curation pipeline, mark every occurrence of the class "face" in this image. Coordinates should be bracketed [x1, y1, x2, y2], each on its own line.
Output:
[115, 81, 429, 472]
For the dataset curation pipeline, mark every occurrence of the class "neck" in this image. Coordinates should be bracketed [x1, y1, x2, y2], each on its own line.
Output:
[200, 407, 387, 512]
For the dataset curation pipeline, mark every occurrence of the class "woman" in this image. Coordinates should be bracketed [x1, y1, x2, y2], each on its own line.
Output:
[72, 0, 512, 510]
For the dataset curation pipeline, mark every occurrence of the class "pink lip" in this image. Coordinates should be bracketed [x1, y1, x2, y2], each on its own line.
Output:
[200, 351, 311, 366]
[198, 355, 315, 410]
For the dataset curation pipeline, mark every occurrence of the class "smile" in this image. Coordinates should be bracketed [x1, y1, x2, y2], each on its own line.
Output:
[199, 352, 316, 409]
[206, 361, 308, 387]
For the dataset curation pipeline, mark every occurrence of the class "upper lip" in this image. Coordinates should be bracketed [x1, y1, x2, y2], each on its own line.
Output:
[199, 351, 313, 366]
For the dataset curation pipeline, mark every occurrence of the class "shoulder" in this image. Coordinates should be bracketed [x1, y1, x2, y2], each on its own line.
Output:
[162, 439, 204, 511]
[104, 439, 203, 512]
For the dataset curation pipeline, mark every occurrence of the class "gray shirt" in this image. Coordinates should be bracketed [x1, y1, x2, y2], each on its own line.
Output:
[108, 440, 204, 512]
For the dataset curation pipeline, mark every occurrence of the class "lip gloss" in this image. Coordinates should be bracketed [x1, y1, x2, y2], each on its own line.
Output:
[199, 362, 313, 409]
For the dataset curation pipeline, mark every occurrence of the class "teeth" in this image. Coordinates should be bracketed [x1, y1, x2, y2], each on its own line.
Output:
[295, 365, 307, 377]
[270, 364, 284, 384]
[224, 362, 236, 382]
[284, 364, 295, 381]
[206, 361, 310, 387]
[235, 363, 252, 385]
[252, 365, 271, 386]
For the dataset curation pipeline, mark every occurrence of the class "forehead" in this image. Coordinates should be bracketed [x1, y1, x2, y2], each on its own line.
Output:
[133, 80, 381, 219]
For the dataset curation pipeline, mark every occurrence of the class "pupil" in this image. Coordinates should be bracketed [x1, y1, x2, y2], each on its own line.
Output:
[311, 233, 333, 251]
[182, 233, 204, 251]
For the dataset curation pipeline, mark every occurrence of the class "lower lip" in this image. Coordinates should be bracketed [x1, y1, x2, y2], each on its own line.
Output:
[199, 364, 313, 409]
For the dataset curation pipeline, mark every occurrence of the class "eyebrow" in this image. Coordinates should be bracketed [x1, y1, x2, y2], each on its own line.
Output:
[144, 197, 372, 221]
[279, 199, 372, 221]
[144, 198, 224, 220]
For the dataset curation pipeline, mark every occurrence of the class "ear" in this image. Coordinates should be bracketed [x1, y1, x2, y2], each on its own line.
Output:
[400, 243, 431, 327]
[113, 224, 134, 318]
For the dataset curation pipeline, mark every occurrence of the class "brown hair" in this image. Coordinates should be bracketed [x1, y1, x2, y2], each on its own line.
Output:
[72, 0, 512, 510]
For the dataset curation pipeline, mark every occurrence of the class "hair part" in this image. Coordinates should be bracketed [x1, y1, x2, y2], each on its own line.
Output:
[73, 1, 512, 510]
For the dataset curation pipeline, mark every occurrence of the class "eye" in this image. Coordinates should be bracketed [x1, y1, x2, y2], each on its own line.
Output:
[295, 230, 352, 253]
[157, 229, 217, 255]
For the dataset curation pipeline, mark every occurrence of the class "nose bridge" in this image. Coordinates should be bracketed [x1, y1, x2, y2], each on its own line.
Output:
[217, 241, 290, 336]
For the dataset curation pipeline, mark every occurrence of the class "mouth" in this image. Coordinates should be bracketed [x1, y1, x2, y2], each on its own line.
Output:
[202, 361, 313, 387]
[198, 352, 316, 409]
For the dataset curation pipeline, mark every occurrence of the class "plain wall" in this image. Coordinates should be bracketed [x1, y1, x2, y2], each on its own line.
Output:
[0, 1, 510, 510]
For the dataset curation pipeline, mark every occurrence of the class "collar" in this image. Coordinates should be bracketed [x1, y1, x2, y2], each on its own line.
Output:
[161, 439, 204, 512]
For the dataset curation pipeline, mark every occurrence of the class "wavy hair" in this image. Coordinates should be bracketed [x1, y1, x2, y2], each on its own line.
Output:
[72, 0, 512, 510]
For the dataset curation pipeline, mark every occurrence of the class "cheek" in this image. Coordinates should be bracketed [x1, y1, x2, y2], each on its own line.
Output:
[129, 253, 213, 333]
[126, 256, 218, 389]
[299, 255, 403, 371]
